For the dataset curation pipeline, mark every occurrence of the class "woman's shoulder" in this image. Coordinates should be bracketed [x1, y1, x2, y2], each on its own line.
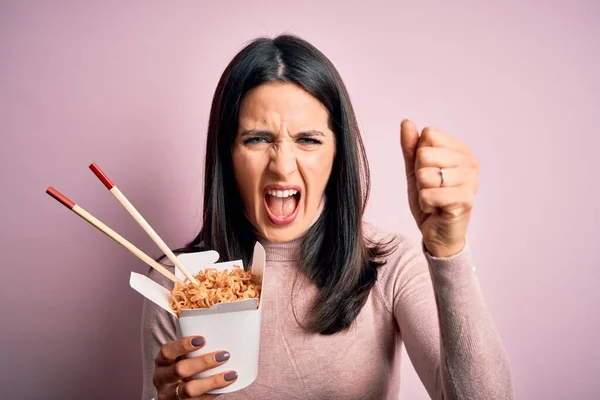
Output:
[362, 220, 423, 259]
[147, 257, 177, 290]
[362, 221, 429, 306]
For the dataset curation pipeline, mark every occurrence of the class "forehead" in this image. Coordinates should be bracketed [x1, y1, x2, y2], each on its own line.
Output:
[238, 82, 330, 130]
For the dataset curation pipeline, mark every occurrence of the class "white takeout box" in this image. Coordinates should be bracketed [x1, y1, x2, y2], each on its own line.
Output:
[129, 242, 266, 394]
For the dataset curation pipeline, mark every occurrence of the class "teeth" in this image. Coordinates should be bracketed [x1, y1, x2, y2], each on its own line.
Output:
[267, 189, 298, 198]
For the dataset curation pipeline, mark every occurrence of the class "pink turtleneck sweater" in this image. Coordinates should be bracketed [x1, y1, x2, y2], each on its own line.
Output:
[140, 224, 513, 399]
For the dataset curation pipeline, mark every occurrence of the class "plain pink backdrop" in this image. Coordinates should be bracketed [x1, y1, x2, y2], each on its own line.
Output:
[1, 1, 598, 399]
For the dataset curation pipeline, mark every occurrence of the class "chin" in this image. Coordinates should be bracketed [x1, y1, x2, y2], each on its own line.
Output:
[255, 224, 298, 243]
[253, 212, 309, 243]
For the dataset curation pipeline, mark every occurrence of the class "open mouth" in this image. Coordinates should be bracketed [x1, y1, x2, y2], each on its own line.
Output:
[263, 186, 301, 225]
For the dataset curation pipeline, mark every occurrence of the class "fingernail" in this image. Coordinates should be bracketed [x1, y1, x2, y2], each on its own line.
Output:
[191, 337, 205, 347]
[216, 351, 230, 362]
[224, 371, 238, 382]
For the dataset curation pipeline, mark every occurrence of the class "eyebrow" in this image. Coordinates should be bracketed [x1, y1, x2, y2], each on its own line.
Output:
[240, 129, 325, 137]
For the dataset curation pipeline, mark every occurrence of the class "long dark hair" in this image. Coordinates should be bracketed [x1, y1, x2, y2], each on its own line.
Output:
[169, 34, 395, 335]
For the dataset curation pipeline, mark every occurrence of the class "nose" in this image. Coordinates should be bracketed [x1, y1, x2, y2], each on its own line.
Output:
[268, 142, 297, 179]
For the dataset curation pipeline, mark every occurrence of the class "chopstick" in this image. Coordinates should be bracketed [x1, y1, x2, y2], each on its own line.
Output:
[46, 186, 183, 285]
[88, 163, 199, 285]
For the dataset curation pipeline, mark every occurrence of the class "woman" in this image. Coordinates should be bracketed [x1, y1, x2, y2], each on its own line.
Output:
[142, 34, 513, 400]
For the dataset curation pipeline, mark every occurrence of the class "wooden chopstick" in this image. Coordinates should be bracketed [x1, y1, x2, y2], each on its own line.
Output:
[46, 186, 183, 285]
[88, 163, 200, 285]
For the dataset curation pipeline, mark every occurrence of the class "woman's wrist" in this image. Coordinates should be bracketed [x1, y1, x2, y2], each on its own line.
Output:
[423, 239, 466, 259]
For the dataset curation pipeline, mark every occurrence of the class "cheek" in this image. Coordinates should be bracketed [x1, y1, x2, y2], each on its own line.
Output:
[302, 147, 335, 195]
[232, 151, 262, 207]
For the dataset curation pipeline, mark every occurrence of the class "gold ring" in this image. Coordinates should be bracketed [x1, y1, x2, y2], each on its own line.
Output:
[175, 382, 185, 400]
[439, 167, 445, 187]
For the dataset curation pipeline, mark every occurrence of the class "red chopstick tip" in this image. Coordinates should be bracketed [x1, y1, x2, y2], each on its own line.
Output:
[89, 162, 115, 190]
[46, 186, 76, 209]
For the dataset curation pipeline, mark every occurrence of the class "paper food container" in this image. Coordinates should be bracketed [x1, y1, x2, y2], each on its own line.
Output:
[129, 242, 266, 394]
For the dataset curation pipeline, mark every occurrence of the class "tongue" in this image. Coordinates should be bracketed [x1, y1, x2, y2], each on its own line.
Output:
[266, 195, 297, 218]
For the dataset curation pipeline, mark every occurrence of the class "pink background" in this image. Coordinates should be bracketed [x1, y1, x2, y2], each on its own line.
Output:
[1, 1, 598, 399]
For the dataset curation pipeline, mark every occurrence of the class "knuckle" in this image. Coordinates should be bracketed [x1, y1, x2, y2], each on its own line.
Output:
[416, 147, 430, 164]
[468, 191, 476, 207]
[203, 352, 219, 368]
[422, 126, 434, 138]
[458, 192, 474, 211]
[467, 169, 478, 185]
[159, 344, 171, 363]
[421, 126, 439, 144]
[213, 373, 226, 387]
[467, 154, 479, 168]
[174, 361, 187, 379]
[181, 382, 194, 398]
[415, 168, 428, 183]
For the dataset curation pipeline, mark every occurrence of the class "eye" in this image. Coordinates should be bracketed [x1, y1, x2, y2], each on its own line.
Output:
[297, 137, 322, 145]
[243, 137, 269, 145]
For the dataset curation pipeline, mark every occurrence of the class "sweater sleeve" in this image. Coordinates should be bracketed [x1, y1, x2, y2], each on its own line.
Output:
[140, 266, 178, 400]
[392, 237, 514, 399]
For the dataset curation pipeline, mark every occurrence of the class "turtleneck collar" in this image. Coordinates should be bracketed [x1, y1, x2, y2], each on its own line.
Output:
[255, 197, 324, 262]
[259, 236, 303, 262]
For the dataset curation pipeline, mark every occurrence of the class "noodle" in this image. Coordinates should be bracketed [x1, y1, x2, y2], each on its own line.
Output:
[169, 266, 262, 316]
